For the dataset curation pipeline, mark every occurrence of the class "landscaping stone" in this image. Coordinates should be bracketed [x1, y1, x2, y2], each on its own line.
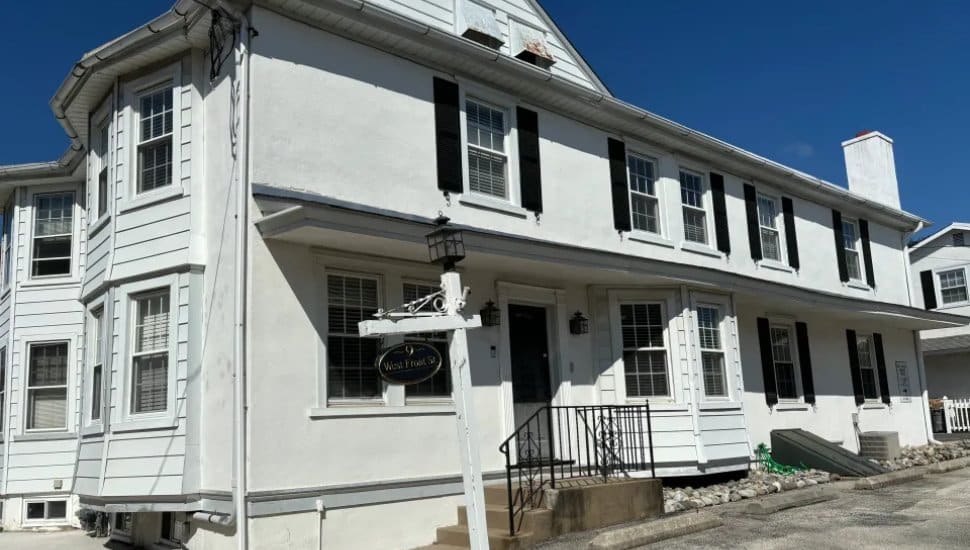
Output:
[874, 440, 970, 471]
[661, 468, 832, 512]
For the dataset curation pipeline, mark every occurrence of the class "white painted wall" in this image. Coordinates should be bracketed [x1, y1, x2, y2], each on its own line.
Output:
[925, 352, 970, 399]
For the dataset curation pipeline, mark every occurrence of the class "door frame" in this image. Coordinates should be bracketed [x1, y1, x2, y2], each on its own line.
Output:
[497, 281, 570, 438]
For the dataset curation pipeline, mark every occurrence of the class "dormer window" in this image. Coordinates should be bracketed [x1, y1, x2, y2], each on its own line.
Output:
[510, 20, 555, 69]
[458, 0, 503, 50]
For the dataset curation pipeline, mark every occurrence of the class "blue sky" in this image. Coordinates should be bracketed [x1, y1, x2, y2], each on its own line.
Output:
[2, 1, 966, 235]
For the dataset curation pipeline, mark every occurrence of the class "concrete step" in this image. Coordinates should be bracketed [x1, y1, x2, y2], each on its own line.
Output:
[435, 525, 528, 550]
[484, 484, 511, 507]
[413, 545, 469, 550]
[457, 504, 512, 527]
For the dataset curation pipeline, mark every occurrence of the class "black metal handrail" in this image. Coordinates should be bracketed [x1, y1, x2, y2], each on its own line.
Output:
[497, 404, 655, 536]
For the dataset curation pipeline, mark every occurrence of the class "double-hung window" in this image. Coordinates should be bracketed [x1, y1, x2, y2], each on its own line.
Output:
[757, 193, 782, 262]
[627, 154, 660, 234]
[856, 334, 880, 400]
[465, 99, 509, 200]
[403, 282, 451, 399]
[620, 303, 670, 398]
[327, 273, 382, 400]
[769, 326, 798, 400]
[89, 308, 104, 422]
[95, 119, 111, 218]
[131, 291, 170, 414]
[842, 219, 863, 281]
[938, 268, 969, 305]
[680, 170, 707, 244]
[697, 306, 727, 397]
[26, 342, 69, 431]
[137, 87, 174, 194]
[32, 192, 74, 278]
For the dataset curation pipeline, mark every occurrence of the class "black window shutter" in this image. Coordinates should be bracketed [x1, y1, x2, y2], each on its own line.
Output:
[872, 333, 891, 405]
[859, 219, 875, 287]
[744, 184, 762, 261]
[846, 329, 864, 406]
[832, 210, 849, 282]
[710, 173, 731, 254]
[920, 270, 938, 310]
[757, 317, 778, 407]
[517, 107, 542, 213]
[782, 197, 800, 270]
[608, 138, 631, 232]
[433, 77, 463, 194]
[795, 322, 815, 405]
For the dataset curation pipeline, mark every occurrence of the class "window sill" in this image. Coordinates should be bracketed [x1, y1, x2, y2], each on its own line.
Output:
[458, 194, 529, 218]
[680, 241, 723, 259]
[89, 214, 110, 237]
[934, 302, 970, 311]
[81, 424, 105, 438]
[846, 280, 872, 291]
[698, 401, 742, 411]
[628, 231, 675, 249]
[758, 260, 794, 273]
[20, 277, 81, 289]
[112, 416, 178, 433]
[308, 405, 456, 419]
[861, 402, 888, 410]
[13, 432, 77, 442]
[624, 400, 688, 413]
[772, 402, 810, 412]
[119, 185, 183, 214]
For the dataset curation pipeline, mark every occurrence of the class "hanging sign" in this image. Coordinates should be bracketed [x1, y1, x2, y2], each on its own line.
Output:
[376, 342, 443, 385]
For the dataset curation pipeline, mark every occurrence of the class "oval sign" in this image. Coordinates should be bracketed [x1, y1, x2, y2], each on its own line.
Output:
[376, 342, 443, 385]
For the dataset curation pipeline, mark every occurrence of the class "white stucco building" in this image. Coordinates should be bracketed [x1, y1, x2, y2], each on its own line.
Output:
[0, 1, 965, 548]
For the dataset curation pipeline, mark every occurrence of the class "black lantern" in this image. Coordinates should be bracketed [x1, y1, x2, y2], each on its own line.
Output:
[569, 311, 589, 335]
[480, 300, 501, 327]
[426, 215, 465, 271]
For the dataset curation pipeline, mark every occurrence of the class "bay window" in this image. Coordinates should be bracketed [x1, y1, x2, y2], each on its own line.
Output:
[89, 308, 104, 421]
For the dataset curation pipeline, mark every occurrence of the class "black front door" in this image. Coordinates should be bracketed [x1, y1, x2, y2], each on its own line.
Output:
[509, 304, 553, 428]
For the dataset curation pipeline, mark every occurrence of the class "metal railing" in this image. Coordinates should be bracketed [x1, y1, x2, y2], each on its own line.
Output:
[497, 404, 655, 536]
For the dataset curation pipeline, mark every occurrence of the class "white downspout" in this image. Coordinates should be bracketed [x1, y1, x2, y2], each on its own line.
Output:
[902, 222, 938, 445]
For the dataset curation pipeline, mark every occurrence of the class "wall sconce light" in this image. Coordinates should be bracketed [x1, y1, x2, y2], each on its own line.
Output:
[569, 311, 589, 335]
[480, 300, 501, 327]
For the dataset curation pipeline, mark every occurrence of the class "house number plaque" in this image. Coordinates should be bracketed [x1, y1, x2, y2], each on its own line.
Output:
[376, 342, 443, 385]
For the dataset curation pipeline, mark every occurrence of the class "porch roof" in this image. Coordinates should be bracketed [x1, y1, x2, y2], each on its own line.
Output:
[252, 183, 969, 332]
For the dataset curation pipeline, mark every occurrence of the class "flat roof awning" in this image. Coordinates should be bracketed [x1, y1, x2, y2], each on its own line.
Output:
[253, 183, 969, 332]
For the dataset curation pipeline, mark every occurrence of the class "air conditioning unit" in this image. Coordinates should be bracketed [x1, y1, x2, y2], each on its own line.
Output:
[858, 431, 900, 461]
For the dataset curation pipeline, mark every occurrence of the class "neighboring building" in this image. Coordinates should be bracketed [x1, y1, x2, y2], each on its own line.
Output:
[910, 223, 970, 399]
[0, 1, 965, 548]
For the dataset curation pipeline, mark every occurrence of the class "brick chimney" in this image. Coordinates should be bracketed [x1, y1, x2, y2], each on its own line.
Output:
[841, 130, 900, 209]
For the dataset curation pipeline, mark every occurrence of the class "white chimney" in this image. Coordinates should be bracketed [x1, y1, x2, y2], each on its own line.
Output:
[841, 130, 900, 209]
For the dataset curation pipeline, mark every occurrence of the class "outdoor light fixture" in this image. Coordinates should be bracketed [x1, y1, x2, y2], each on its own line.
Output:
[480, 300, 501, 327]
[569, 311, 589, 335]
[426, 214, 466, 271]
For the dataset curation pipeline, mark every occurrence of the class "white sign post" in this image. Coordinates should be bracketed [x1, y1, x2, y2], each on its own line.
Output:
[360, 270, 490, 550]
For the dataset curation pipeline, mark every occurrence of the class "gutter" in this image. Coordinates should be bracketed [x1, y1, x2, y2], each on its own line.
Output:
[0, 147, 84, 182]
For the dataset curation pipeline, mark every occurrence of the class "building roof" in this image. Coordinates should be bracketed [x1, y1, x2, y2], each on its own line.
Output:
[909, 222, 970, 251]
[923, 334, 970, 353]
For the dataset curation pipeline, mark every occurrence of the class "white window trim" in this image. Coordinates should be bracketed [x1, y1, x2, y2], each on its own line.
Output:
[934, 265, 970, 308]
[755, 190, 787, 267]
[115, 274, 179, 432]
[842, 217, 864, 283]
[856, 333, 882, 403]
[310, 251, 456, 418]
[89, 97, 113, 232]
[121, 62, 184, 213]
[767, 322, 804, 404]
[25, 184, 80, 283]
[608, 289, 681, 405]
[0, 346, 7, 442]
[22, 338, 74, 434]
[678, 167, 713, 248]
[457, 81, 521, 207]
[690, 292, 738, 403]
[83, 294, 108, 433]
[22, 498, 69, 526]
[625, 150, 665, 239]
[1, 196, 14, 292]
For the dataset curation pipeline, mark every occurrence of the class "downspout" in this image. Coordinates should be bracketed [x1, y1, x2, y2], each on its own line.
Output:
[189, 4, 252, 549]
[903, 222, 938, 445]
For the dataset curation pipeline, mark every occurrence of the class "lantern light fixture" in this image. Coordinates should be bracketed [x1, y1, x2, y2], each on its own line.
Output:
[480, 300, 501, 327]
[425, 214, 465, 271]
[569, 311, 589, 335]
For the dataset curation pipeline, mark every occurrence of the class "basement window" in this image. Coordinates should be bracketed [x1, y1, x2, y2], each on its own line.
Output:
[25, 499, 67, 523]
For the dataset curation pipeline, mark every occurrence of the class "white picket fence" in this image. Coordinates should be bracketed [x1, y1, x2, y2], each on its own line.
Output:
[942, 398, 970, 433]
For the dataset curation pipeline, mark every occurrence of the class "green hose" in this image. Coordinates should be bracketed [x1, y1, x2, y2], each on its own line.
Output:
[756, 442, 807, 475]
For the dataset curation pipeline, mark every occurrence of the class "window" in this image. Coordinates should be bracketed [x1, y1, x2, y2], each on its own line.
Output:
[26, 500, 67, 522]
[32, 192, 74, 278]
[842, 219, 863, 281]
[403, 282, 451, 399]
[0, 348, 5, 434]
[620, 303, 669, 398]
[757, 193, 782, 261]
[1, 201, 11, 288]
[137, 87, 174, 193]
[938, 268, 969, 305]
[466, 99, 508, 199]
[627, 154, 660, 233]
[114, 512, 133, 535]
[954, 232, 966, 247]
[89, 308, 104, 421]
[95, 119, 110, 218]
[856, 335, 880, 400]
[680, 170, 707, 244]
[697, 306, 726, 397]
[769, 326, 798, 400]
[160, 512, 182, 544]
[327, 274, 381, 400]
[26, 342, 69, 430]
[131, 291, 170, 414]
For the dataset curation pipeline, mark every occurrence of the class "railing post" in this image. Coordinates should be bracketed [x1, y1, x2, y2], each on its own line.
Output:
[942, 398, 954, 434]
[645, 404, 656, 479]
[503, 445, 514, 537]
[546, 407, 556, 489]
